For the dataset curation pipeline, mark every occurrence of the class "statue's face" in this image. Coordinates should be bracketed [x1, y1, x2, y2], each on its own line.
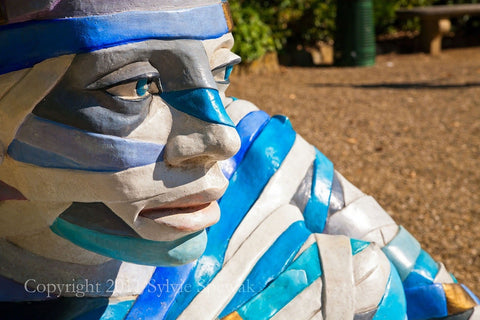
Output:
[0, 34, 241, 266]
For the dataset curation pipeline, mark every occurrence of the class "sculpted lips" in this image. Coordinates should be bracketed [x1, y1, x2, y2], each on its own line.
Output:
[138, 201, 220, 232]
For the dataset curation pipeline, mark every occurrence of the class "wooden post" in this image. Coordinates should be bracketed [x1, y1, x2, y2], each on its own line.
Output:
[420, 17, 451, 55]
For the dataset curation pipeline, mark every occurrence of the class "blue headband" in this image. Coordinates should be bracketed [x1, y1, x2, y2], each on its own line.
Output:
[0, 3, 232, 75]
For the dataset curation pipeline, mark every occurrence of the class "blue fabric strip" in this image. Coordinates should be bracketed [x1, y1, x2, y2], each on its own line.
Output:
[237, 244, 322, 320]
[165, 115, 297, 320]
[403, 250, 439, 288]
[125, 262, 195, 320]
[50, 218, 207, 266]
[404, 284, 448, 320]
[8, 115, 164, 172]
[372, 264, 407, 320]
[219, 221, 311, 318]
[350, 239, 370, 255]
[221, 110, 270, 179]
[0, 4, 229, 75]
[99, 300, 135, 320]
[382, 226, 421, 281]
[161, 88, 234, 127]
[302, 148, 334, 233]
[461, 284, 480, 305]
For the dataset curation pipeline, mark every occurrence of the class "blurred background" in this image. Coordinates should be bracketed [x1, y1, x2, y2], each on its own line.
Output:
[227, 0, 480, 295]
[228, 0, 480, 67]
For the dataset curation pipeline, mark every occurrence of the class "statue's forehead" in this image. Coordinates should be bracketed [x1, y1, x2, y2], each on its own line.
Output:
[0, 1, 232, 75]
[69, 39, 217, 91]
[1, 0, 225, 24]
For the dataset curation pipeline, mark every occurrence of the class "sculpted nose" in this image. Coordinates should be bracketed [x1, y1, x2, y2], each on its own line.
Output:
[161, 87, 234, 127]
[162, 88, 240, 167]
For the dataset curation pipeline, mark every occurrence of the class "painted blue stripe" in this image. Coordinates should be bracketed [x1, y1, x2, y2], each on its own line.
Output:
[8, 115, 164, 172]
[0, 5, 229, 75]
[403, 250, 439, 287]
[461, 284, 480, 305]
[99, 300, 135, 320]
[219, 221, 311, 318]
[165, 116, 297, 320]
[350, 238, 370, 255]
[161, 88, 234, 127]
[303, 148, 334, 233]
[237, 244, 322, 320]
[221, 110, 270, 179]
[50, 218, 207, 266]
[239, 270, 308, 320]
[404, 284, 448, 320]
[284, 243, 322, 280]
[382, 226, 421, 281]
[125, 262, 195, 320]
[372, 264, 407, 320]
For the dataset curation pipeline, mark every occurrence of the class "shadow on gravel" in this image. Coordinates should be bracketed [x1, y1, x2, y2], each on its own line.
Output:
[308, 81, 480, 90]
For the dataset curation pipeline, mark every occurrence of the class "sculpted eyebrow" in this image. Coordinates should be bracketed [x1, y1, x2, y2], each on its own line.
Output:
[212, 56, 241, 72]
[87, 61, 159, 89]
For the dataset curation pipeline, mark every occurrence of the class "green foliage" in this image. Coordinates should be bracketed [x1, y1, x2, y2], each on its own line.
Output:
[374, 0, 479, 33]
[230, 0, 336, 55]
[229, 0, 480, 61]
[229, 1, 275, 63]
[287, 0, 336, 47]
[373, 0, 435, 34]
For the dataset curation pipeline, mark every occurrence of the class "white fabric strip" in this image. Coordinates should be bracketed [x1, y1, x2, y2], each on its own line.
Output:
[324, 195, 398, 247]
[0, 157, 227, 203]
[0, 68, 29, 100]
[0, 239, 155, 297]
[310, 312, 325, 320]
[334, 171, 365, 206]
[294, 234, 317, 260]
[434, 262, 455, 284]
[352, 244, 390, 313]
[224, 99, 260, 125]
[111, 262, 156, 297]
[0, 55, 74, 148]
[469, 306, 480, 320]
[177, 204, 304, 320]
[0, 157, 228, 242]
[315, 233, 355, 320]
[223, 135, 315, 263]
[0, 200, 71, 237]
[272, 278, 323, 320]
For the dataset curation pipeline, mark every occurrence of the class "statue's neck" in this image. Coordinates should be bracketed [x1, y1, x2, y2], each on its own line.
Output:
[0, 239, 155, 300]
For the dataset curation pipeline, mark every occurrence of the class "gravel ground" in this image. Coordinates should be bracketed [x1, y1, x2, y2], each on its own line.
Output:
[228, 47, 480, 294]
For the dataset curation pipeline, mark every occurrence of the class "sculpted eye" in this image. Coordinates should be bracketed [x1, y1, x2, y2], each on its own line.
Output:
[106, 78, 160, 101]
[87, 62, 162, 101]
[224, 65, 234, 81]
[211, 52, 241, 85]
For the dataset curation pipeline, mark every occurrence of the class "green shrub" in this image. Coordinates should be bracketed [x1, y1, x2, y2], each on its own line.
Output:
[229, 0, 479, 61]
[373, 0, 435, 34]
[230, 0, 336, 54]
[229, 1, 275, 63]
[286, 0, 336, 47]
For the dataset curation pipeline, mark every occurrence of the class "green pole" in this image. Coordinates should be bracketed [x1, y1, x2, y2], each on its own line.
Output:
[334, 0, 376, 66]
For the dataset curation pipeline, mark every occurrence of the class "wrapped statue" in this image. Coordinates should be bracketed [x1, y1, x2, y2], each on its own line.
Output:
[0, 0, 478, 319]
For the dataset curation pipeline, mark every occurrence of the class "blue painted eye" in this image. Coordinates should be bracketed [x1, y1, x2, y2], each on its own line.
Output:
[225, 65, 234, 81]
[106, 77, 160, 100]
[135, 78, 149, 96]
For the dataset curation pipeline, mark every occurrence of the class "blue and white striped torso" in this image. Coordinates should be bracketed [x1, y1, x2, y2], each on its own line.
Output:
[120, 99, 404, 320]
